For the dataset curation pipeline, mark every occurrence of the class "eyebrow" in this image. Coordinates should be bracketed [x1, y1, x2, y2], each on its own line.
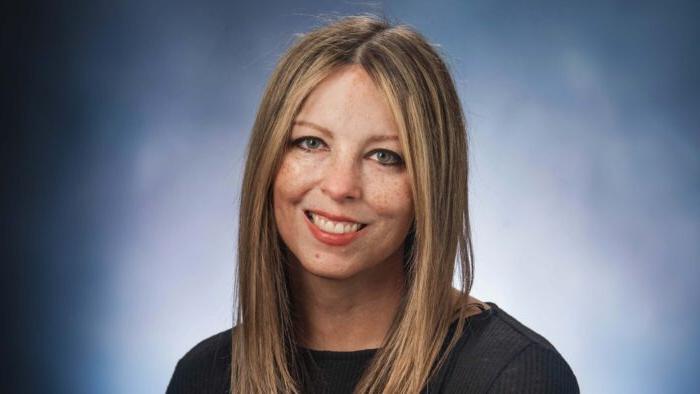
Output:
[292, 120, 399, 143]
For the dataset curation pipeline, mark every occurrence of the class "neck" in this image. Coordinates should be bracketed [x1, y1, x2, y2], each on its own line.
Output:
[289, 251, 405, 351]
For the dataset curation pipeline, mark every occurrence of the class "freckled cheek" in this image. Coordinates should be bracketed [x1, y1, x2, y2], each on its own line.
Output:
[274, 156, 321, 201]
[366, 176, 414, 221]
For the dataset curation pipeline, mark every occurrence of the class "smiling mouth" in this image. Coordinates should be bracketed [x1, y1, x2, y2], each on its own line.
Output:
[304, 210, 368, 234]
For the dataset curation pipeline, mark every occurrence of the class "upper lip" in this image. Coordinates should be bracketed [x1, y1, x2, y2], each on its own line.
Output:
[305, 209, 366, 225]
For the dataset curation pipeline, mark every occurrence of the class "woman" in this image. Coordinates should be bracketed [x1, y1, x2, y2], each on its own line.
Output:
[167, 15, 578, 394]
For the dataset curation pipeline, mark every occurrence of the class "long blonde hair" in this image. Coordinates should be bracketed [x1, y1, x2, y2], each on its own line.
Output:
[234, 14, 475, 393]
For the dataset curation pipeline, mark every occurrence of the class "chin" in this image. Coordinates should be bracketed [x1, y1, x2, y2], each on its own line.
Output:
[296, 257, 364, 281]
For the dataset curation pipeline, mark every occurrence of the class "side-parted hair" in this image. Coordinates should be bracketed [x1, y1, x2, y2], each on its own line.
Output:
[234, 14, 474, 393]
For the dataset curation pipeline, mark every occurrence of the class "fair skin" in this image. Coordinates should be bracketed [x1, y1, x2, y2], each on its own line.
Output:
[273, 64, 487, 351]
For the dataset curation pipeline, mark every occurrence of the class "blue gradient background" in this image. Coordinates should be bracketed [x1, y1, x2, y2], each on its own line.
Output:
[9, 1, 699, 393]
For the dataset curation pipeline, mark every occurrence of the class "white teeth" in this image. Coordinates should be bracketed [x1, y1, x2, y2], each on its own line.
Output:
[309, 212, 362, 234]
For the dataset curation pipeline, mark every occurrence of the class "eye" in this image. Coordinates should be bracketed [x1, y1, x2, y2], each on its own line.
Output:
[293, 136, 327, 151]
[369, 150, 404, 166]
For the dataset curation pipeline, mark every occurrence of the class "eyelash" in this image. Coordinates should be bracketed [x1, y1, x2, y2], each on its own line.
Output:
[291, 136, 404, 167]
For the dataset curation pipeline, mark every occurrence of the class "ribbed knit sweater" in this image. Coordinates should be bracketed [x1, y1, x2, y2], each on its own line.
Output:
[166, 303, 579, 393]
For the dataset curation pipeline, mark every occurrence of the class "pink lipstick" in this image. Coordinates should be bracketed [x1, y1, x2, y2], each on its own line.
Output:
[304, 210, 367, 247]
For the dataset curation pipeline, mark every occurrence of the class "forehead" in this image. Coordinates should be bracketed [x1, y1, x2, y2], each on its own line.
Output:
[294, 65, 399, 138]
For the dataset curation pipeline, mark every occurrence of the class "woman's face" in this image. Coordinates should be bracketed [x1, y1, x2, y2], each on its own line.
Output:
[273, 65, 414, 282]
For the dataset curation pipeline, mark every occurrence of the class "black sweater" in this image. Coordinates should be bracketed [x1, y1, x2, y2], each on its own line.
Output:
[166, 303, 579, 393]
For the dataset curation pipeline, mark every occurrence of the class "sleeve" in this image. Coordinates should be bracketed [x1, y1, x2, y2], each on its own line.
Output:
[165, 342, 232, 393]
[164, 330, 232, 393]
[486, 343, 579, 394]
[165, 357, 193, 394]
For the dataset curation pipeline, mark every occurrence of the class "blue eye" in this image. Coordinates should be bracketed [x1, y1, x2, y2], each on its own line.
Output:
[291, 136, 404, 167]
[370, 150, 404, 166]
[293, 136, 326, 151]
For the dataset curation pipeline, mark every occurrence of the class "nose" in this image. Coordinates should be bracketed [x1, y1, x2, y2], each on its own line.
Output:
[319, 154, 362, 201]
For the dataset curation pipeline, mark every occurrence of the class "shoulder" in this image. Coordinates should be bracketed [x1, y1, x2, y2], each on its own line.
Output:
[166, 328, 233, 394]
[439, 303, 579, 393]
